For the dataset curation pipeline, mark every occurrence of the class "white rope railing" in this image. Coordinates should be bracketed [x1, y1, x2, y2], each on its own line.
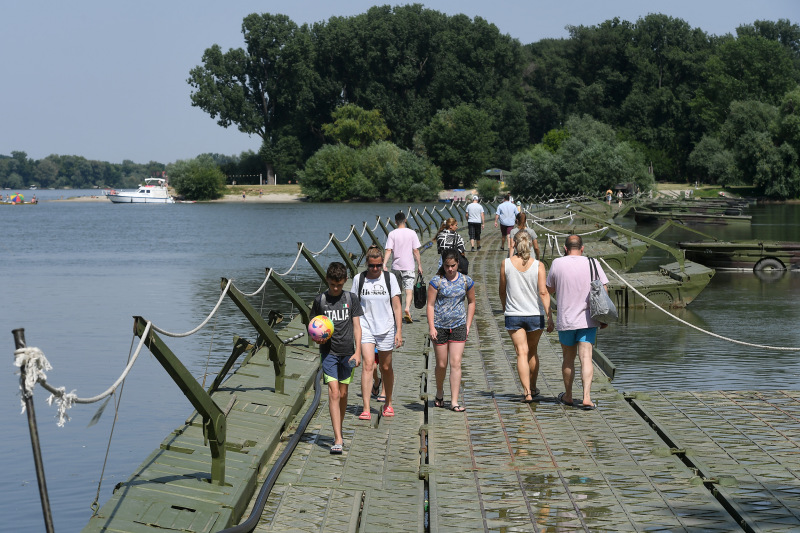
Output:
[598, 258, 800, 352]
[14, 321, 154, 426]
[546, 235, 564, 257]
[152, 280, 233, 338]
[274, 245, 306, 276]
[238, 269, 272, 297]
[304, 234, 336, 255]
[335, 225, 356, 243]
[531, 218, 607, 237]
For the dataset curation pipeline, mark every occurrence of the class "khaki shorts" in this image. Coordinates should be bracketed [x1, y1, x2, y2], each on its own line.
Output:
[396, 270, 415, 290]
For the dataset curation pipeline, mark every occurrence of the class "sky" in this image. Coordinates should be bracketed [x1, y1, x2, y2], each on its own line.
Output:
[1, 1, 797, 164]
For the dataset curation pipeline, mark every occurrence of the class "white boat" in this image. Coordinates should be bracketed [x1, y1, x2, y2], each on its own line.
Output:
[106, 178, 174, 204]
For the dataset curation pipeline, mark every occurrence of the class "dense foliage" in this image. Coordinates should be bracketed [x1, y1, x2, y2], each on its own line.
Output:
[508, 115, 654, 196]
[167, 155, 227, 200]
[299, 141, 441, 202]
[4, 9, 799, 199]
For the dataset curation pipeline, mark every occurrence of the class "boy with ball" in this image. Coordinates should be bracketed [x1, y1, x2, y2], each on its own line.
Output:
[310, 262, 363, 454]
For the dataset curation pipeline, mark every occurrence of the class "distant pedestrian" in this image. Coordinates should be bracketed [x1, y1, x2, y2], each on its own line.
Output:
[606, 189, 613, 205]
[354, 246, 402, 420]
[617, 190, 623, 207]
[494, 193, 518, 251]
[507, 212, 539, 260]
[242, 192, 246, 201]
[310, 262, 364, 454]
[383, 212, 423, 324]
[427, 249, 475, 412]
[259, 189, 263, 198]
[465, 195, 485, 251]
[546, 235, 609, 410]
[499, 231, 550, 402]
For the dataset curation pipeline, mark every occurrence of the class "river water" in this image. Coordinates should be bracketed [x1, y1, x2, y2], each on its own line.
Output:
[2, 191, 798, 531]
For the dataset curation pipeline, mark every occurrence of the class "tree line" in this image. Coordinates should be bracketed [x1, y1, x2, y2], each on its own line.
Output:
[4, 7, 799, 200]
[187, 6, 800, 199]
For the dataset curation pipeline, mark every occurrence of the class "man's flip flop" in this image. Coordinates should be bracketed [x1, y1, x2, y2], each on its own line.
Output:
[358, 411, 372, 420]
[557, 392, 573, 407]
[371, 378, 382, 399]
[575, 401, 597, 410]
[376, 395, 386, 402]
[403, 311, 413, 323]
[449, 404, 466, 412]
[330, 443, 343, 454]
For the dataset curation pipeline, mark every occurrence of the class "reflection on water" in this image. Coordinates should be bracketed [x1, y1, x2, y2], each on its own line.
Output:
[0, 197, 415, 531]
[603, 204, 800, 392]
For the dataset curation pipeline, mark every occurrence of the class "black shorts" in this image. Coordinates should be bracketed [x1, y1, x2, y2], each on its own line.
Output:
[500, 224, 513, 238]
[433, 323, 467, 345]
[468, 222, 482, 240]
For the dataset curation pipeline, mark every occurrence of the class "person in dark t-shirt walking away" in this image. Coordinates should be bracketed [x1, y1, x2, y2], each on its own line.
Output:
[310, 262, 364, 454]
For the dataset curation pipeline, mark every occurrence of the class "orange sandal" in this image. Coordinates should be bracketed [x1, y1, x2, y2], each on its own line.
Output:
[358, 411, 372, 420]
[381, 405, 395, 417]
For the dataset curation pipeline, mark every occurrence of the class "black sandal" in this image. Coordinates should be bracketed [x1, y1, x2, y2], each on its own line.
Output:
[371, 377, 382, 399]
[450, 404, 466, 412]
[433, 394, 444, 408]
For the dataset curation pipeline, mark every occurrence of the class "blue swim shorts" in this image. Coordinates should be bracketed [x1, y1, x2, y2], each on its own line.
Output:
[558, 327, 597, 347]
[505, 315, 544, 332]
[322, 352, 355, 384]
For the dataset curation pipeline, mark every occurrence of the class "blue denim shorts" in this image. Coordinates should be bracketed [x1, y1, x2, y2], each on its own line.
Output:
[558, 327, 597, 346]
[504, 315, 544, 332]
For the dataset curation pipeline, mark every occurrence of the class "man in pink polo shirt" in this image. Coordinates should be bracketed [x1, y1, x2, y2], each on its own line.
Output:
[546, 234, 609, 410]
[383, 212, 423, 323]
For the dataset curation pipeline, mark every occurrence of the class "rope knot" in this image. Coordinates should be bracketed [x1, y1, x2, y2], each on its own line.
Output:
[14, 346, 52, 410]
[47, 388, 77, 427]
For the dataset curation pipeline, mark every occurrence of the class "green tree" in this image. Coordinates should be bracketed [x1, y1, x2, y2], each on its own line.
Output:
[693, 35, 798, 129]
[188, 13, 320, 180]
[509, 115, 653, 196]
[688, 135, 740, 185]
[168, 155, 226, 200]
[475, 177, 500, 200]
[418, 104, 497, 188]
[299, 141, 440, 201]
[321, 104, 390, 148]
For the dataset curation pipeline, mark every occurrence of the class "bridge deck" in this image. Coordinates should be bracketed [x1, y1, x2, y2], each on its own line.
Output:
[85, 220, 800, 532]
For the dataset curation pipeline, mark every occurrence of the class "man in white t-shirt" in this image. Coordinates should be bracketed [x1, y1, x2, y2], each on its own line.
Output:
[546, 235, 609, 411]
[465, 195, 485, 251]
[383, 212, 423, 323]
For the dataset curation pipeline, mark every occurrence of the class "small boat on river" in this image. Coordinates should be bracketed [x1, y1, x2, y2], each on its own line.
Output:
[677, 240, 800, 272]
[106, 178, 174, 204]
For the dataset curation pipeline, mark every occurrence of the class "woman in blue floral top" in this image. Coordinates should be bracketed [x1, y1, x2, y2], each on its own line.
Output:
[426, 248, 475, 412]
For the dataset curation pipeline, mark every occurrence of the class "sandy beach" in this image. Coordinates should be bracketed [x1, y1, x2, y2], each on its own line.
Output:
[50, 192, 305, 203]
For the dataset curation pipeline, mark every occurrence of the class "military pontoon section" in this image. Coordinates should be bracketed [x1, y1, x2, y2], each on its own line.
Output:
[678, 240, 800, 271]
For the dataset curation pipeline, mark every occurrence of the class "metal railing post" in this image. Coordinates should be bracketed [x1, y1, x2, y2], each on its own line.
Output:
[133, 317, 228, 485]
[12, 329, 55, 533]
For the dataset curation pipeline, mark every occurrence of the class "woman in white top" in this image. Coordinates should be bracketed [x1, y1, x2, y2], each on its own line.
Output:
[499, 231, 551, 403]
[356, 246, 403, 419]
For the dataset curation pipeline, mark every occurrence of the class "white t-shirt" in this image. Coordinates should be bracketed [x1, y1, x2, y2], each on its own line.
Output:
[355, 272, 401, 335]
[466, 202, 485, 223]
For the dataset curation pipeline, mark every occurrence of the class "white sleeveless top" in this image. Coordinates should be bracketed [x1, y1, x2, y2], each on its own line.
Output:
[503, 257, 543, 316]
